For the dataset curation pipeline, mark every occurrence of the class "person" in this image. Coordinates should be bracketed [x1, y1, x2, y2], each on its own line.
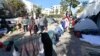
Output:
[48, 30, 56, 44]
[5, 40, 14, 51]
[12, 44, 20, 56]
[22, 16, 29, 32]
[54, 23, 63, 42]
[35, 17, 39, 28]
[61, 18, 66, 31]
[34, 17, 39, 34]
[43, 17, 48, 31]
[72, 18, 75, 28]
[69, 16, 75, 32]
[0, 42, 4, 48]
[28, 17, 35, 36]
[38, 15, 45, 32]
[33, 22, 38, 34]
[16, 17, 22, 31]
[41, 32, 53, 56]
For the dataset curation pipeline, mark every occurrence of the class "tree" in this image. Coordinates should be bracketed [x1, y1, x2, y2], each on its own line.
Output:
[4, 0, 27, 17]
[77, 7, 84, 13]
[60, 0, 80, 15]
[36, 7, 41, 17]
[60, 0, 68, 12]
[0, 8, 6, 18]
[77, 1, 88, 14]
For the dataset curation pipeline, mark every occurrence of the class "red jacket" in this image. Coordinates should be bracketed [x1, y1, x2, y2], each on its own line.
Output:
[72, 19, 75, 26]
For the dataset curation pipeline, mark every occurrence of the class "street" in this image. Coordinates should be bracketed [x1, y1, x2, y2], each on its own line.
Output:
[55, 32, 82, 56]
[0, 30, 83, 56]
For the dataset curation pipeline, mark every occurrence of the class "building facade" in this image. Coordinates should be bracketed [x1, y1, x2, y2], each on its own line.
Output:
[51, 5, 61, 15]
[41, 8, 52, 15]
[41, 5, 61, 15]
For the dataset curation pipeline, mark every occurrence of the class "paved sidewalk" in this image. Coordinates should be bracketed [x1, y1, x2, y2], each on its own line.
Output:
[0, 31, 24, 42]
[55, 32, 82, 56]
[0, 30, 83, 56]
[0, 31, 25, 56]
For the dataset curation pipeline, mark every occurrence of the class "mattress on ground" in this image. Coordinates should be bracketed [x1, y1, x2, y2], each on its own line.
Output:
[80, 34, 100, 46]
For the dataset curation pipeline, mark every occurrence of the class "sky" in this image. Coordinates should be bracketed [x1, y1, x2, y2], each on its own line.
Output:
[29, 0, 88, 8]
[79, 0, 88, 2]
[30, 0, 61, 8]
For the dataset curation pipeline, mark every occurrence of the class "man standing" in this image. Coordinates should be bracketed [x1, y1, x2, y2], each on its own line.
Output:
[16, 17, 22, 31]
[38, 15, 45, 32]
[43, 17, 48, 31]
[22, 16, 29, 32]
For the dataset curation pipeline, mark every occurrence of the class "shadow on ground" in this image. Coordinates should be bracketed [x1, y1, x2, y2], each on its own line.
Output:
[14, 33, 57, 56]
[55, 31, 82, 56]
[66, 31, 82, 56]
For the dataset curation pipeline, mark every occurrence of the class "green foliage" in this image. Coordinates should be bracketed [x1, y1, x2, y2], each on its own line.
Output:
[36, 7, 41, 17]
[60, 0, 68, 11]
[0, 8, 6, 18]
[5, 0, 27, 17]
[60, 0, 80, 15]
[47, 15, 62, 18]
[77, 7, 84, 13]
[68, 0, 80, 8]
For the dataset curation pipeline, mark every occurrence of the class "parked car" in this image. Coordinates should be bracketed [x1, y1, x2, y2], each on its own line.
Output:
[0, 20, 16, 36]
[0, 28, 7, 37]
[47, 18, 56, 24]
[7, 21, 16, 28]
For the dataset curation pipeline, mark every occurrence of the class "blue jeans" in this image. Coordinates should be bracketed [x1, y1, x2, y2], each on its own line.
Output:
[23, 25, 28, 32]
[39, 26, 44, 32]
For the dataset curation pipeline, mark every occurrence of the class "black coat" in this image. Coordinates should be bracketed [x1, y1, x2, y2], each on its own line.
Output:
[41, 32, 53, 56]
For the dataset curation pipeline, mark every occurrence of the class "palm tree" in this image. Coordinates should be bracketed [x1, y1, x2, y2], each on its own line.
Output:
[60, 0, 80, 16]
[36, 7, 41, 17]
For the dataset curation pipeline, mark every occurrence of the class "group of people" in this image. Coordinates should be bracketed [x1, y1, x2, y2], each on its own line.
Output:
[16, 14, 48, 36]
[49, 14, 76, 44]
[61, 15, 75, 31]
[0, 13, 76, 56]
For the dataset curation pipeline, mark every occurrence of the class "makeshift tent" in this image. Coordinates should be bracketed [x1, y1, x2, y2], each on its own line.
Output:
[91, 12, 100, 30]
[97, 17, 100, 29]
[74, 19, 99, 31]
[78, 0, 100, 18]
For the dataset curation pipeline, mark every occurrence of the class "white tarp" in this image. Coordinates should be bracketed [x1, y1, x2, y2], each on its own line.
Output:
[93, 0, 100, 15]
[78, 0, 100, 18]
[74, 19, 99, 31]
[80, 34, 100, 46]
